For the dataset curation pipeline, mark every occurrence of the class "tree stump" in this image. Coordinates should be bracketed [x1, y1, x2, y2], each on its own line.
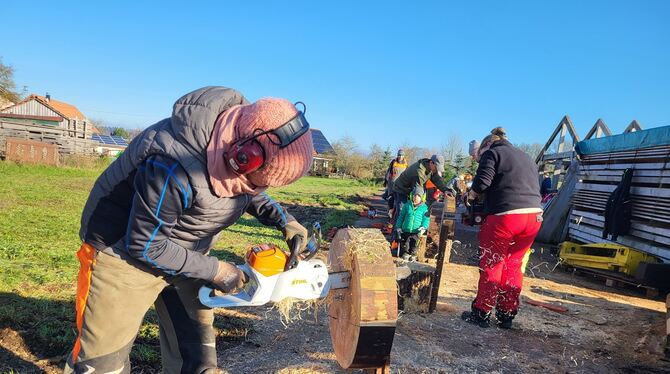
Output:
[328, 228, 398, 369]
[397, 262, 436, 313]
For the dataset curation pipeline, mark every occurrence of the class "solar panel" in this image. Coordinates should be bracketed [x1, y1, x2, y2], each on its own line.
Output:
[90, 134, 129, 147]
[310, 129, 334, 154]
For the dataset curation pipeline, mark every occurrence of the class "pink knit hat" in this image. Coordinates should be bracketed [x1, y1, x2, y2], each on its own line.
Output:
[240, 98, 314, 187]
[206, 98, 314, 197]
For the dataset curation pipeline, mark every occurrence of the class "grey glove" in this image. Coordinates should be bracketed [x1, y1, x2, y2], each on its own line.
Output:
[281, 220, 309, 250]
[211, 261, 245, 293]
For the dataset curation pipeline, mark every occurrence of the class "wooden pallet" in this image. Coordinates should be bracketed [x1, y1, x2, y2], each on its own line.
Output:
[563, 264, 662, 298]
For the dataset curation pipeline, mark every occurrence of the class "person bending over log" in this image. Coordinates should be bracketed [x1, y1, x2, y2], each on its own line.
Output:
[391, 154, 455, 230]
[461, 127, 543, 329]
[64, 87, 314, 373]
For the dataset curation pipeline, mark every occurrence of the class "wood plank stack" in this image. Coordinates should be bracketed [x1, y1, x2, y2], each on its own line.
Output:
[569, 145, 670, 261]
[0, 120, 97, 157]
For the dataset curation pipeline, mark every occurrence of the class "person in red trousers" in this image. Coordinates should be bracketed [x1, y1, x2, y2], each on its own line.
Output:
[462, 127, 543, 329]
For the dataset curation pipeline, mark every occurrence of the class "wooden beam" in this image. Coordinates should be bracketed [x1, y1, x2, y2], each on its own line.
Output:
[584, 118, 613, 140]
[535, 115, 580, 164]
[624, 120, 643, 133]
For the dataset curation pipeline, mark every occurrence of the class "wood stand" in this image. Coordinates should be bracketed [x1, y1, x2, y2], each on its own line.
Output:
[429, 196, 456, 313]
[328, 228, 398, 370]
[397, 262, 435, 313]
[397, 197, 457, 313]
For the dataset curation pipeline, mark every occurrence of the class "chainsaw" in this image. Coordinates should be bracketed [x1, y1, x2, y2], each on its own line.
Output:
[463, 193, 487, 226]
[199, 222, 350, 308]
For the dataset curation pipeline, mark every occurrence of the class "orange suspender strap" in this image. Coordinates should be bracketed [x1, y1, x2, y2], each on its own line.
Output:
[72, 243, 97, 363]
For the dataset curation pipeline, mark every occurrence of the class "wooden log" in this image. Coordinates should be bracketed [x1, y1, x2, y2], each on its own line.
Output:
[397, 262, 436, 313]
[328, 228, 398, 370]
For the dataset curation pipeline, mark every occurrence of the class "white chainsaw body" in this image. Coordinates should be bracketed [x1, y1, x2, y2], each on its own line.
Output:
[199, 259, 331, 308]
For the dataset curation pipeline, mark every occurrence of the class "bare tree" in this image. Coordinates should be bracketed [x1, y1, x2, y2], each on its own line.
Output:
[441, 133, 464, 163]
[516, 142, 544, 160]
[0, 57, 21, 104]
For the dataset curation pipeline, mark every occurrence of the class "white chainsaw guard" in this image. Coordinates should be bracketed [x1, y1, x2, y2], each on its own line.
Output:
[198, 259, 330, 308]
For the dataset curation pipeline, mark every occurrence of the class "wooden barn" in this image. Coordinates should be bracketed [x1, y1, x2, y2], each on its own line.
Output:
[0, 93, 93, 138]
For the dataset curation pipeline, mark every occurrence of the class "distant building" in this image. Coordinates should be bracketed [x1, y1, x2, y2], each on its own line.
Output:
[0, 93, 95, 137]
[310, 128, 334, 175]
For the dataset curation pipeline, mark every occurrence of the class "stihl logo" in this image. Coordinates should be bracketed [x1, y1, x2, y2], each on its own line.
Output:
[292, 279, 308, 285]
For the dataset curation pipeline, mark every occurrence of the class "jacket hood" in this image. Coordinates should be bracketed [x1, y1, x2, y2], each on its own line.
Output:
[170, 86, 249, 162]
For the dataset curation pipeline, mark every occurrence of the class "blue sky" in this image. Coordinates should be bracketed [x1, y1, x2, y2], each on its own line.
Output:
[2, 1, 669, 152]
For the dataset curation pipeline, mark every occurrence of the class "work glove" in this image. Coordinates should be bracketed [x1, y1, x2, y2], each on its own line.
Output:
[418, 227, 426, 236]
[211, 261, 245, 293]
[396, 228, 403, 237]
[281, 220, 308, 250]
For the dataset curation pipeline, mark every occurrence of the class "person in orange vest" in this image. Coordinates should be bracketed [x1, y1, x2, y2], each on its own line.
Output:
[383, 149, 408, 214]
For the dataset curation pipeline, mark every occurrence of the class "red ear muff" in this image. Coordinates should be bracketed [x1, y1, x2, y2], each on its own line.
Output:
[225, 138, 266, 175]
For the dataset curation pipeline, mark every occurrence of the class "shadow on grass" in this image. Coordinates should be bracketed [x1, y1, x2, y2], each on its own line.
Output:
[0, 285, 258, 373]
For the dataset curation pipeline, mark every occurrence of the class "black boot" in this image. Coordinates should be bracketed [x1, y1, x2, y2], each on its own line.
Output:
[461, 307, 491, 328]
[495, 310, 517, 329]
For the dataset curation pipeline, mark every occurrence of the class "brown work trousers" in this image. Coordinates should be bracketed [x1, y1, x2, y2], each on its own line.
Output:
[63, 244, 217, 373]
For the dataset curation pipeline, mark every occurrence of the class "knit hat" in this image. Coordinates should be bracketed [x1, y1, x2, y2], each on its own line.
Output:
[206, 98, 314, 197]
[243, 98, 314, 188]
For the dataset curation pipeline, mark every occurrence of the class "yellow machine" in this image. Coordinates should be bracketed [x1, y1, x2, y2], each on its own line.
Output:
[559, 241, 661, 276]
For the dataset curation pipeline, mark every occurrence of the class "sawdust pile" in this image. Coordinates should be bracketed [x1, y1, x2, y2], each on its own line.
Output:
[271, 228, 389, 326]
[336, 228, 386, 272]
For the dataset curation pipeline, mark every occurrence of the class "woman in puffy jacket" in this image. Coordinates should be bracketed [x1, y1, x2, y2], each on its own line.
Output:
[461, 127, 543, 329]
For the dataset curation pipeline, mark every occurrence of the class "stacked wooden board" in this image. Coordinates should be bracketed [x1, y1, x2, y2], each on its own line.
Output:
[569, 129, 670, 262]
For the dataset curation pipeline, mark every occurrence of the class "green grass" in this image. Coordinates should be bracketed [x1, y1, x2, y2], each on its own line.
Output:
[0, 160, 375, 367]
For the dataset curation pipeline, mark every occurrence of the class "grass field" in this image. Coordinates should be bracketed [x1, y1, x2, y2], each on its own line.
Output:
[0, 160, 377, 369]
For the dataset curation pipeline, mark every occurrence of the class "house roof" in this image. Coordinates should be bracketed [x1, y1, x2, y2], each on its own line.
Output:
[310, 128, 334, 155]
[26, 94, 87, 120]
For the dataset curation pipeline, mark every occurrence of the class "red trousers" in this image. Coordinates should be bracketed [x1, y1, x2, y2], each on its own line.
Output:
[473, 212, 542, 314]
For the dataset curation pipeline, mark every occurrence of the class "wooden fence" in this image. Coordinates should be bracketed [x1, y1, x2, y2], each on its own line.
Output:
[0, 120, 97, 157]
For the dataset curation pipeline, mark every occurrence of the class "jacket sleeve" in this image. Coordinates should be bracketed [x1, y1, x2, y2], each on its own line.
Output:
[471, 151, 496, 194]
[420, 206, 430, 229]
[246, 192, 296, 229]
[125, 155, 219, 281]
[430, 173, 451, 194]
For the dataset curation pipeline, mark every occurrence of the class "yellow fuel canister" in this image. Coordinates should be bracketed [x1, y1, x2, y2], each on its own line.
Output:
[246, 244, 288, 277]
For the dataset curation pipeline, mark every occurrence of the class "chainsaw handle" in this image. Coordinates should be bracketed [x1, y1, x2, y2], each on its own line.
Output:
[285, 234, 304, 271]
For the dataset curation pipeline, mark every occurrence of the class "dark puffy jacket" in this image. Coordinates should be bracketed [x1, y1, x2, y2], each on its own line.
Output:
[471, 140, 541, 214]
[80, 87, 295, 281]
[392, 159, 453, 197]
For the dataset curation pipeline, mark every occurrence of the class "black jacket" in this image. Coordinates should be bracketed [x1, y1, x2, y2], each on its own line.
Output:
[603, 168, 633, 241]
[471, 140, 542, 214]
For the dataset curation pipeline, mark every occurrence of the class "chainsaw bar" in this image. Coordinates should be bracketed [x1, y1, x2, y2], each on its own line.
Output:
[328, 271, 351, 290]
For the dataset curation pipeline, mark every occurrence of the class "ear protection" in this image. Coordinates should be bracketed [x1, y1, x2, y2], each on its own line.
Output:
[225, 102, 310, 175]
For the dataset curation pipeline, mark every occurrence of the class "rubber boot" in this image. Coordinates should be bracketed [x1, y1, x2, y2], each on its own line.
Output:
[461, 307, 491, 328]
[496, 310, 517, 329]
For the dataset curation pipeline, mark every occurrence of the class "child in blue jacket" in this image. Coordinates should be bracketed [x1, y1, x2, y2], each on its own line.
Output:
[396, 187, 430, 261]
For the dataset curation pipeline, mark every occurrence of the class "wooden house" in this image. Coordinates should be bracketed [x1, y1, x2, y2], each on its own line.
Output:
[310, 128, 335, 175]
[0, 93, 93, 138]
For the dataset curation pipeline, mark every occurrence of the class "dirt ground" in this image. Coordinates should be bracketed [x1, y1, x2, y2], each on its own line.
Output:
[206, 193, 670, 373]
[4, 194, 670, 373]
